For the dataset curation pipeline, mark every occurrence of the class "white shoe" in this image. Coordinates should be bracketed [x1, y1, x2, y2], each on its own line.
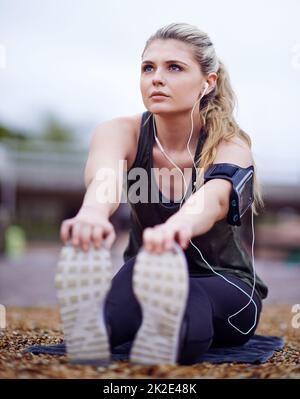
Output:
[55, 243, 113, 366]
[130, 242, 189, 365]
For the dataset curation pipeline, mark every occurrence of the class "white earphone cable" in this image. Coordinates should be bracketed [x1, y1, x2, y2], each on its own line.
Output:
[152, 84, 257, 334]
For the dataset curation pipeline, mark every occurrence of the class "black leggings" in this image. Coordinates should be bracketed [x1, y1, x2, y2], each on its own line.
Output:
[104, 256, 262, 365]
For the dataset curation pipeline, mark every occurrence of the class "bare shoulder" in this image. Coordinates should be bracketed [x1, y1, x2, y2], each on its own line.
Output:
[119, 112, 143, 170]
[94, 113, 139, 134]
[103, 112, 142, 139]
[217, 136, 249, 150]
[214, 136, 254, 168]
[92, 113, 143, 170]
[85, 113, 144, 185]
[126, 112, 143, 139]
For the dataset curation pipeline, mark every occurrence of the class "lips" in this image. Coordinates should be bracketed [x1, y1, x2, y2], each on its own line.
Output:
[150, 92, 169, 97]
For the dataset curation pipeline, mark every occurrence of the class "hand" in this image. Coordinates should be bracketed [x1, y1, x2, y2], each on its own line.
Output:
[142, 218, 193, 254]
[60, 205, 116, 252]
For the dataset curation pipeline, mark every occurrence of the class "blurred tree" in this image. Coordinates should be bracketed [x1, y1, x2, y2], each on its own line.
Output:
[41, 114, 74, 143]
[1, 112, 76, 144]
[0, 125, 26, 141]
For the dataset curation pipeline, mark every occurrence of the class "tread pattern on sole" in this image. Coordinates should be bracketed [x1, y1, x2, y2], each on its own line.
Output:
[55, 244, 113, 364]
[130, 243, 189, 365]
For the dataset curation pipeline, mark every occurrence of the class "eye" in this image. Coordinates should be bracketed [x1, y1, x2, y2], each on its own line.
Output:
[169, 64, 182, 71]
[141, 64, 183, 72]
[142, 64, 153, 72]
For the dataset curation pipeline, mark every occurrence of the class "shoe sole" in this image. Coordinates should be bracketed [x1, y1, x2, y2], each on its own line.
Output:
[130, 243, 189, 365]
[55, 243, 113, 366]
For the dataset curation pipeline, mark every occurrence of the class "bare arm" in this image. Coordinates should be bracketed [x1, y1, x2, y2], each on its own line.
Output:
[168, 137, 254, 237]
[81, 116, 136, 218]
[60, 116, 137, 250]
[142, 137, 254, 253]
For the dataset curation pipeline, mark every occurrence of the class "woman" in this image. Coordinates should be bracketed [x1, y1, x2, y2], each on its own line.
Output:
[56, 22, 268, 366]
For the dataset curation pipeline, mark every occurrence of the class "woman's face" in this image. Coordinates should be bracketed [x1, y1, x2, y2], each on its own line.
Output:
[140, 39, 205, 114]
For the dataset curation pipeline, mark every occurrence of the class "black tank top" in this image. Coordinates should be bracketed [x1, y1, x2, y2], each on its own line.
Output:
[123, 111, 268, 300]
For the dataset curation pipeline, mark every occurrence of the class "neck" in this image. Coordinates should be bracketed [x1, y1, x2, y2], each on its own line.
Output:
[152, 110, 203, 152]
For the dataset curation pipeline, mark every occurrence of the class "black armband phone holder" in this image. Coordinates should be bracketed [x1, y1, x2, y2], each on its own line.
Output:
[203, 163, 254, 226]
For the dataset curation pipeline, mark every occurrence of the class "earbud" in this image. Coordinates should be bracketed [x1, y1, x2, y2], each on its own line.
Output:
[198, 82, 209, 100]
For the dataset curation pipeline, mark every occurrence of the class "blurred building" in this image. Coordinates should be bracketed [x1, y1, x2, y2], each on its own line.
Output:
[0, 140, 129, 251]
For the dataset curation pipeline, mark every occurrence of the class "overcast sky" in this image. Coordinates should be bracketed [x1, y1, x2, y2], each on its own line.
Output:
[0, 0, 299, 184]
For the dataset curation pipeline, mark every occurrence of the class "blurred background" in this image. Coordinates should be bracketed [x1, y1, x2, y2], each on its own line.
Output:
[0, 0, 299, 307]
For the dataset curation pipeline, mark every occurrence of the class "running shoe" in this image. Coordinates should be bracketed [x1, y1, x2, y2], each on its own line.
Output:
[55, 242, 113, 366]
[130, 242, 189, 365]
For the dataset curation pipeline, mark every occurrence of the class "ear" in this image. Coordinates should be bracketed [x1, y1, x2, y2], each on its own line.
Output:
[206, 73, 218, 93]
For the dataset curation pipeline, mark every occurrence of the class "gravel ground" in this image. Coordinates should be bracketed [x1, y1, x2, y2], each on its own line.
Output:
[0, 304, 299, 379]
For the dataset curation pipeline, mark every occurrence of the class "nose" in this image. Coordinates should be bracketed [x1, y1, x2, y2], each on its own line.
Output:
[152, 68, 166, 86]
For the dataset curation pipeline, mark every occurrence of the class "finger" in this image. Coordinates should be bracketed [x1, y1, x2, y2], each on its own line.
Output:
[143, 228, 155, 252]
[101, 221, 116, 248]
[71, 222, 81, 248]
[152, 227, 165, 254]
[152, 225, 168, 254]
[92, 221, 116, 250]
[163, 229, 176, 251]
[91, 225, 104, 249]
[178, 226, 192, 249]
[80, 224, 92, 252]
[103, 226, 116, 250]
[60, 219, 73, 244]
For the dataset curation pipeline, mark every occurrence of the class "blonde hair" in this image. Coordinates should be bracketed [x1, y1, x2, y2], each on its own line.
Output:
[142, 22, 264, 215]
